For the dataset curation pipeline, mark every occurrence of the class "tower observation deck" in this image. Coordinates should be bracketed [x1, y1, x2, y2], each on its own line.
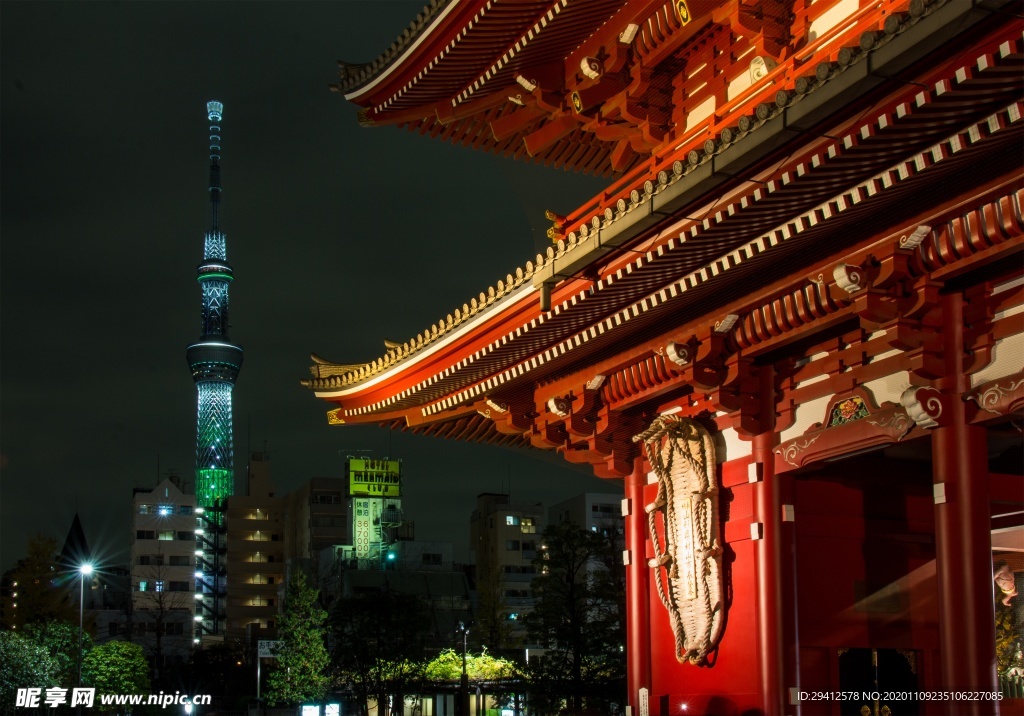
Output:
[186, 101, 243, 517]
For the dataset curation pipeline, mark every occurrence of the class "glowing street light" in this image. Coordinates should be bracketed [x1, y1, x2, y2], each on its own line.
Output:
[457, 622, 470, 716]
[78, 563, 94, 714]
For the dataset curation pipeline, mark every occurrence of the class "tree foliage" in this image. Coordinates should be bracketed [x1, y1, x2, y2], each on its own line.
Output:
[0, 631, 59, 715]
[266, 570, 331, 706]
[330, 587, 429, 715]
[182, 642, 250, 709]
[420, 649, 519, 682]
[23, 620, 93, 689]
[525, 521, 626, 714]
[83, 641, 150, 711]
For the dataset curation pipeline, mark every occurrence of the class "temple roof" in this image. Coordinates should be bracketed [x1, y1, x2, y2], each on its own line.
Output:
[311, 1, 1024, 450]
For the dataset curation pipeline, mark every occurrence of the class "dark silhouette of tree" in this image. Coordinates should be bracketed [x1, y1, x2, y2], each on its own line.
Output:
[266, 570, 330, 706]
[475, 549, 514, 653]
[331, 586, 429, 715]
[8, 535, 76, 629]
[131, 555, 194, 689]
[525, 522, 625, 714]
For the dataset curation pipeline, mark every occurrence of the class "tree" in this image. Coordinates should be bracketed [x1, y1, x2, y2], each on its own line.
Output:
[525, 522, 626, 714]
[130, 555, 194, 689]
[265, 570, 330, 706]
[8, 535, 76, 629]
[421, 648, 522, 711]
[0, 631, 59, 715]
[331, 587, 429, 715]
[82, 641, 149, 712]
[23, 620, 93, 689]
[474, 551, 515, 653]
[181, 642, 250, 710]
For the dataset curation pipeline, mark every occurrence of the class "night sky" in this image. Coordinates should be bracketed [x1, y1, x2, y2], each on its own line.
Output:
[0, 1, 618, 572]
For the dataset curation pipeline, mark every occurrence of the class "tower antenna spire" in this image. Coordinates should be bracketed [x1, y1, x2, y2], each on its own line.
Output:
[207, 101, 223, 233]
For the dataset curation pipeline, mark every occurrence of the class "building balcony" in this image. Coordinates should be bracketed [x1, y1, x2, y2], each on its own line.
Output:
[229, 581, 280, 594]
[225, 604, 278, 617]
[500, 573, 536, 583]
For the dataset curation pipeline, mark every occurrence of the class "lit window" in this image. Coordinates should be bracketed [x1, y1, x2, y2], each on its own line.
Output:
[138, 581, 148, 592]
[157, 531, 174, 541]
[505, 515, 520, 526]
[154, 581, 165, 592]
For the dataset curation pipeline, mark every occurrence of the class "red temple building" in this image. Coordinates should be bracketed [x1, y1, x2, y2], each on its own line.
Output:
[305, 1, 1024, 714]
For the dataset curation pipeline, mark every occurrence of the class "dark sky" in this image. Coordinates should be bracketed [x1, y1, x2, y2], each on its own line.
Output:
[0, 1, 617, 572]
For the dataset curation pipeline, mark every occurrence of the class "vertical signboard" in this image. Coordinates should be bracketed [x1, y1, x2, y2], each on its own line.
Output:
[353, 498, 371, 559]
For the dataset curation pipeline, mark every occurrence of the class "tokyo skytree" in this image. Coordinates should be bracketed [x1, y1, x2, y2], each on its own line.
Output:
[186, 101, 243, 518]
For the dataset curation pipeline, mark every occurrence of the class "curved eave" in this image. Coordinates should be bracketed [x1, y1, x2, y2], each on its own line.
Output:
[345, 0, 632, 112]
[340, 0, 477, 101]
[312, 282, 538, 399]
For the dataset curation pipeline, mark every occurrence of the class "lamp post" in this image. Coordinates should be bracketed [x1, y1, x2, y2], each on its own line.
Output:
[457, 622, 469, 716]
[78, 563, 93, 713]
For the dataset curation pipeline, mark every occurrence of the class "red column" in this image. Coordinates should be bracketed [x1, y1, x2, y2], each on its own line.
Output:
[625, 459, 652, 714]
[752, 368, 800, 715]
[931, 293, 997, 715]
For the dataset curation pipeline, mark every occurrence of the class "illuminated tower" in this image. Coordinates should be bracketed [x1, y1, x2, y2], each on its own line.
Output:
[186, 101, 243, 517]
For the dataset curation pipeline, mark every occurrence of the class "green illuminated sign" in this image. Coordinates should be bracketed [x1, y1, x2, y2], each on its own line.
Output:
[348, 458, 401, 497]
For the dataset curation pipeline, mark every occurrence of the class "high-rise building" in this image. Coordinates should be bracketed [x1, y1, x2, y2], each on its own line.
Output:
[186, 101, 242, 641]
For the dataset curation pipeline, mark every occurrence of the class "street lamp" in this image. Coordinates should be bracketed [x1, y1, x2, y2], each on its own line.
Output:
[78, 564, 94, 710]
[457, 622, 469, 716]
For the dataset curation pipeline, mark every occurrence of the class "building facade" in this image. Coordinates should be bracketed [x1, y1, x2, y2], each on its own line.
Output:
[283, 476, 351, 576]
[470, 493, 544, 646]
[224, 452, 285, 646]
[305, 1, 1024, 714]
[130, 478, 197, 671]
[548, 492, 624, 536]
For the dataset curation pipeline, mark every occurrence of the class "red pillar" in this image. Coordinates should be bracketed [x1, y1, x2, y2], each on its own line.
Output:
[625, 459, 652, 714]
[931, 292, 997, 715]
[752, 368, 800, 715]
